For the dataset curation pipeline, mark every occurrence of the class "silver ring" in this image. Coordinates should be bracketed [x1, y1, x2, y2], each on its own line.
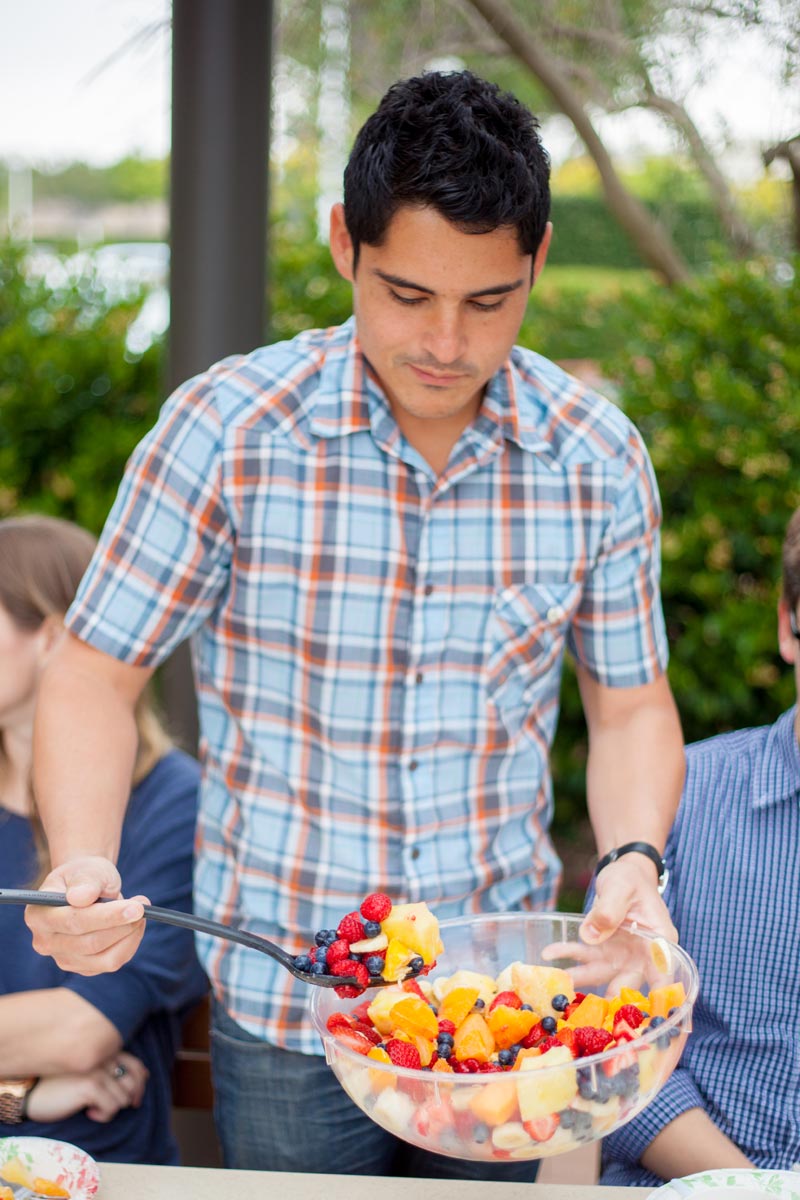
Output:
[111, 1063, 127, 1079]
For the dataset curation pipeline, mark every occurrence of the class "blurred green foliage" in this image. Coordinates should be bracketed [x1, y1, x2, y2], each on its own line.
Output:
[0, 243, 162, 532]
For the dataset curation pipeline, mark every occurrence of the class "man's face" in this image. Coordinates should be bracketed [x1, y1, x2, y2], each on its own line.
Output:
[330, 204, 550, 433]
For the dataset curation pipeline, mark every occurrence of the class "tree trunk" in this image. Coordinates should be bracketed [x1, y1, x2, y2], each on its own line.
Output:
[644, 90, 759, 257]
[764, 136, 800, 252]
[464, 0, 691, 285]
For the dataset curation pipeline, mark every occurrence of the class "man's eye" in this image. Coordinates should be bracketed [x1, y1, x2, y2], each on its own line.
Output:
[389, 290, 426, 306]
[471, 299, 504, 312]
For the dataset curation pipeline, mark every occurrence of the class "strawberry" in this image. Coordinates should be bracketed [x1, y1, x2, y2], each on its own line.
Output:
[400, 978, 428, 1002]
[523, 1114, 560, 1142]
[521, 1020, 546, 1049]
[386, 1038, 422, 1070]
[360, 893, 393, 923]
[574, 1026, 614, 1057]
[489, 990, 523, 1012]
[330, 959, 370, 998]
[350, 999, 374, 1023]
[326, 938, 352, 965]
[419, 961, 436, 975]
[331, 1027, 374, 1055]
[337, 912, 367, 944]
[326, 1011, 352, 1033]
[351, 1020, 382, 1045]
[616, 1003, 645, 1029]
[556, 1026, 577, 1055]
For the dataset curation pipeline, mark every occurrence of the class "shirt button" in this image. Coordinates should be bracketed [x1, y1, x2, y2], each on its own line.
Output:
[424, 583, 434, 596]
[408, 759, 419, 772]
[410, 846, 421, 860]
[415, 672, 424, 685]
[547, 605, 562, 621]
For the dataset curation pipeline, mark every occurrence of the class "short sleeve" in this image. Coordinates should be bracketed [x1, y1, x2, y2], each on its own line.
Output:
[63, 751, 208, 1042]
[601, 1065, 706, 1168]
[65, 374, 234, 668]
[568, 425, 668, 686]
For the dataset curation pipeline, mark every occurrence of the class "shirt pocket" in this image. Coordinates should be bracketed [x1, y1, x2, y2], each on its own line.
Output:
[486, 581, 583, 714]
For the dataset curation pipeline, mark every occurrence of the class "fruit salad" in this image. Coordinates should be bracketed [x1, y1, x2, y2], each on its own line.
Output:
[294, 893, 444, 997]
[311, 908, 696, 1162]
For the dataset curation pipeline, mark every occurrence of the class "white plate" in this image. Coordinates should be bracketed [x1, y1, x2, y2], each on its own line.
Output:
[652, 1169, 800, 1200]
[0, 1136, 100, 1198]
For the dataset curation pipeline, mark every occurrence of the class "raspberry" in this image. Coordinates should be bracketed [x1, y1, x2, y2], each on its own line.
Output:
[489, 990, 523, 1012]
[437, 1018, 456, 1035]
[386, 1039, 422, 1070]
[460, 1058, 481, 1073]
[449, 1058, 470, 1073]
[330, 959, 370, 998]
[360, 893, 393, 923]
[616, 1004, 645, 1029]
[337, 912, 367, 944]
[325, 938, 351, 964]
[538, 1036, 562, 1053]
[574, 1026, 614, 1057]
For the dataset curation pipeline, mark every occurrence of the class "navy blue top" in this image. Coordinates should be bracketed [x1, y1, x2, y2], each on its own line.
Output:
[601, 707, 800, 1186]
[0, 749, 208, 1164]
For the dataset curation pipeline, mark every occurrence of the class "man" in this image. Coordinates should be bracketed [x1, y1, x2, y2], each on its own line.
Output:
[600, 505, 800, 1185]
[27, 71, 684, 1177]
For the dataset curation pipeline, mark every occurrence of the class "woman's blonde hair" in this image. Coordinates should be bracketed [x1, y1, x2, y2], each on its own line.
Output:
[0, 514, 173, 872]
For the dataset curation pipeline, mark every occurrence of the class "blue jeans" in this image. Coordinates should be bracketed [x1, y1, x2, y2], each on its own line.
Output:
[210, 1000, 540, 1180]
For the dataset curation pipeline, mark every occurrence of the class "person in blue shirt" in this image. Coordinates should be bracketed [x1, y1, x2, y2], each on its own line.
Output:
[0, 514, 208, 1163]
[600, 505, 800, 1185]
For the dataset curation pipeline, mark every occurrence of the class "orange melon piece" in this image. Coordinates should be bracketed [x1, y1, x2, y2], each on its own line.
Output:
[452, 1012, 495, 1063]
[32, 1180, 71, 1199]
[469, 1077, 519, 1126]
[390, 995, 439, 1041]
[619, 987, 648, 1007]
[438, 986, 480, 1028]
[412, 1034, 436, 1066]
[565, 992, 608, 1028]
[511, 1046, 541, 1071]
[647, 982, 686, 1019]
[431, 1056, 454, 1073]
[486, 1004, 538, 1050]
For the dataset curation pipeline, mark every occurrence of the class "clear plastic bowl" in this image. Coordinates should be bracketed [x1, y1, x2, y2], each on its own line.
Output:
[310, 911, 699, 1162]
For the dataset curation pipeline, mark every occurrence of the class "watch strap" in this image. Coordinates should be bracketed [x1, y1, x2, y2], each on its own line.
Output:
[595, 841, 668, 894]
[0, 1076, 37, 1124]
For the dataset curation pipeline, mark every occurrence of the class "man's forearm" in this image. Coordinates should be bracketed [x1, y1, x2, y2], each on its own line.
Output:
[33, 638, 141, 866]
[641, 1108, 753, 1179]
[0, 990, 122, 1076]
[582, 673, 684, 858]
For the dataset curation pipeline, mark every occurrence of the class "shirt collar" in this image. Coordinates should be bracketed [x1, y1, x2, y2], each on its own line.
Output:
[752, 706, 800, 808]
[308, 319, 552, 459]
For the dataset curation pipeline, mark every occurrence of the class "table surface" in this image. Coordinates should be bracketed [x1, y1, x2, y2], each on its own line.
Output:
[95, 1164, 651, 1199]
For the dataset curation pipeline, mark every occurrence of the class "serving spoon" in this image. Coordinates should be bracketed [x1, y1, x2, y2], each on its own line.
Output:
[0, 888, 415, 991]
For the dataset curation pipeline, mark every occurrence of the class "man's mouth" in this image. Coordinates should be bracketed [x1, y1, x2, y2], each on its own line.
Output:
[407, 363, 467, 386]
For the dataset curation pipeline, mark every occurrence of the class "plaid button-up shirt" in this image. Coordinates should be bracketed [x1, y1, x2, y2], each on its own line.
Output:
[67, 318, 668, 1051]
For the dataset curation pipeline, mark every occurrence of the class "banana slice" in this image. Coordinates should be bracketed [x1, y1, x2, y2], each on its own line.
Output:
[491, 1121, 533, 1151]
[650, 936, 673, 974]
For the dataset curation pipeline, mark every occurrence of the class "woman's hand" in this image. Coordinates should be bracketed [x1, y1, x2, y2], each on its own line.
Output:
[26, 1051, 149, 1123]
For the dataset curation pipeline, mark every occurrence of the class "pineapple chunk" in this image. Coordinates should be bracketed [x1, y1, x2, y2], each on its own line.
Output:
[511, 963, 575, 1019]
[432, 969, 498, 1006]
[515, 1045, 577, 1120]
[381, 902, 444, 964]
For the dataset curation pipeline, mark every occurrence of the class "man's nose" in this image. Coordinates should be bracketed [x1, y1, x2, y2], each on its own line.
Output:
[423, 309, 466, 365]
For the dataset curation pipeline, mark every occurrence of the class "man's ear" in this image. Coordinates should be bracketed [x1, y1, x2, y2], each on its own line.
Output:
[777, 598, 797, 665]
[531, 221, 553, 287]
[329, 203, 355, 284]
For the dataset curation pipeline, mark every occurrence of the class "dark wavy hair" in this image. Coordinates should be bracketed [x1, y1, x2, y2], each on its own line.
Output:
[343, 70, 551, 267]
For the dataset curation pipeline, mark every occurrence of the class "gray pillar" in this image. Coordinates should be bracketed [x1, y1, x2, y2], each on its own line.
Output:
[162, 0, 273, 752]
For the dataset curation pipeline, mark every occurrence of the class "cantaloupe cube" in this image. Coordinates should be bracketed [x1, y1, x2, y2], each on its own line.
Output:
[564, 992, 607, 1028]
[487, 1004, 538, 1050]
[367, 1045, 397, 1092]
[437, 986, 480, 1028]
[647, 982, 686, 1019]
[452, 1012, 495, 1063]
[469, 1077, 519, 1126]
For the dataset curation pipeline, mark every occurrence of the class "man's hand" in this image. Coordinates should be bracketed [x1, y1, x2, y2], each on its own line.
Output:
[580, 854, 678, 944]
[27, 1051, 149, 1124]
[25, 857, 148, 976]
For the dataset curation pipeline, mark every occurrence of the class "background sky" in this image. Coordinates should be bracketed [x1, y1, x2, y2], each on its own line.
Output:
[1, 0, 797, 179]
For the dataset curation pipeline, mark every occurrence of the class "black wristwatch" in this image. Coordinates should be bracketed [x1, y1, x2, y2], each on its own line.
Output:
[595, 841, 668, 894]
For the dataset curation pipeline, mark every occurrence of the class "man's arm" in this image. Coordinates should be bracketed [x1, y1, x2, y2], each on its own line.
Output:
[26, 633, 153, 973]
[577, 668, 685, 941]
[641, 1109, 753, 1178]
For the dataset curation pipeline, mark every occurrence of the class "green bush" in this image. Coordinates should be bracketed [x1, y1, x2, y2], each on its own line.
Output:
[0, 243, 163, 533]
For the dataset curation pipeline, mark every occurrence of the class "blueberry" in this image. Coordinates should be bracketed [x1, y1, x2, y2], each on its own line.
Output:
[650, 1015, 666, 1027]
[578, 1077, 596, 1100]
[509, 1043, 522, 1054]
[437, 1031, 454, 1047]
[473, 1122, 490, 1144]
[314, 929, 330, 946]
[365, 955, 385, 976]
[559, 1108, 576, 1129]
[497, 1048, 516, 1066]
[541, 1016, 557, 1034]
[294, 953, 312, 972]
[315, 946, 328, 966]
[520, 1003, 533, 1011]
[551, 993, 569, 1012]
[309, 960, 326, 975]
[473, 998, 485, 1010]
[408, 955, 424, 973]
[363, 920, 381, 938]
[324, 929, 339, 946]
